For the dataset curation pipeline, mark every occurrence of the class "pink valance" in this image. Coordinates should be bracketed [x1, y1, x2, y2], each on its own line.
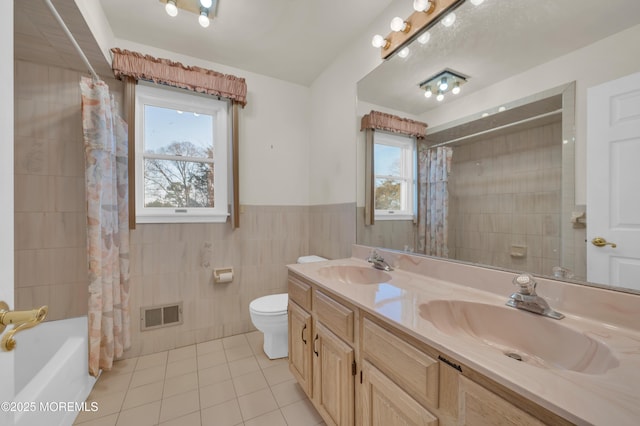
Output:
[360, 110, 427, 138]
[111, 48, 247, 107]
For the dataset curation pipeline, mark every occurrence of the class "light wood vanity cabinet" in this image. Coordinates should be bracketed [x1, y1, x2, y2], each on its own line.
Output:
[288, 273, 356, 426]
[288, 272, 563, 426]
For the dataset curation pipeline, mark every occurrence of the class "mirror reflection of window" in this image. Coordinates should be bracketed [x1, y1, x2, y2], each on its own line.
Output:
[373, 132, 415, 220]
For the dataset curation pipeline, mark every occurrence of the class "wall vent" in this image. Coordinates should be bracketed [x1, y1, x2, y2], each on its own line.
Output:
[140, 302, 183, 331]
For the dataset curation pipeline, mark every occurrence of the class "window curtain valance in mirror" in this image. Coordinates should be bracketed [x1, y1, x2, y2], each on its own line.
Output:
[360, 110, 427, 139]
[111, 48, 247, 107]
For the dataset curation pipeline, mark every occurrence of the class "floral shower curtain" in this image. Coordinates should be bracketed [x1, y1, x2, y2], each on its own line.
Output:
[80, 76, 131, 376]
[418, 145, 453, 257]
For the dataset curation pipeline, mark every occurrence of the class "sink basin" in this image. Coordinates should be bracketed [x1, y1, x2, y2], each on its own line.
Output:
[317, 265, 391, 285]
[419, 300, 618, 374]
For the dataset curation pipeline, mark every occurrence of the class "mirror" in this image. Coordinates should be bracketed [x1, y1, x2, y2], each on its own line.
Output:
[356, 0, 640, 293]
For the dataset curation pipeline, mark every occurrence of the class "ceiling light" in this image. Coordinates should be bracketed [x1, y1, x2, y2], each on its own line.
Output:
[165, 0, 178, 17]
[417, 32, 431, 45]
[419, 69, 469, 102]
[390, 17, 411, 33]
[199, 0, 213, 8]
[398, 47, 410, 58]
[199, 8, 210, 27]
[371, 34, 390, 49]
[471, 0, 485, 5]
[442, 12, 456, 27]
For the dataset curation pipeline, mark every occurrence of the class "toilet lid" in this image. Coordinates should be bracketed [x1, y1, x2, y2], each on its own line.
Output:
[250, 293, 288, 314]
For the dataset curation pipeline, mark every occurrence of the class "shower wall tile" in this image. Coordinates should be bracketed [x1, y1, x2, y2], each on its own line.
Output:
[13, 60, 121, 320]
[450, 121, 564, 277]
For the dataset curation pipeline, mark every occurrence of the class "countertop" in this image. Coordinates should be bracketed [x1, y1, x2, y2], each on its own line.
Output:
[287, 253, 640, 426]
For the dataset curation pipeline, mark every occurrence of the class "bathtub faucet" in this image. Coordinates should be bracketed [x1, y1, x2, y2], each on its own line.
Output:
[0, 301, 48, 351]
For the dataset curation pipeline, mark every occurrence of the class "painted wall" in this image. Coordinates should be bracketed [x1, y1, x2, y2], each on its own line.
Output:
[419, 24, 640, 205]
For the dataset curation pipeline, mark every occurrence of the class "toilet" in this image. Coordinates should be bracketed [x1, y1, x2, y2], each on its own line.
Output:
[249, 255, 327, 359]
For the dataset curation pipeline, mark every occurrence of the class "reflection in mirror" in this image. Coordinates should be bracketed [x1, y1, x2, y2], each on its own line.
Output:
[356, 0, 640, 294]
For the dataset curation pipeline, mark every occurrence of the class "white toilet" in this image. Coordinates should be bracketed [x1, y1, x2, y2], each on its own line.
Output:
[249, 255, 326, 359]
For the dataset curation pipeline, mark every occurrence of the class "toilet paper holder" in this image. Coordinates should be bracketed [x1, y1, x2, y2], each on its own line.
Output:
[213, 267, 234, 283]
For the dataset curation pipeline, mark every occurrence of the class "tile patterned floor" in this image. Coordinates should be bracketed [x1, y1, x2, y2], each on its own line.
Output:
[74, 331, 325, 426]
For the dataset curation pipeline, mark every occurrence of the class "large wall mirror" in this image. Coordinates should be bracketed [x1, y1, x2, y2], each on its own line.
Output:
[356, 0, 640, 294]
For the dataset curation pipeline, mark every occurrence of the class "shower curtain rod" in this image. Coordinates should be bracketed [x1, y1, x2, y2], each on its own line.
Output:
[43, 0, 100, 81]
[429, 109, 563, 148]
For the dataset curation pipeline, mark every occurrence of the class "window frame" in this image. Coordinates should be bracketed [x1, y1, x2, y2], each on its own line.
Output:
[135, 82, 229, 223]
[373, 131, 416, 221]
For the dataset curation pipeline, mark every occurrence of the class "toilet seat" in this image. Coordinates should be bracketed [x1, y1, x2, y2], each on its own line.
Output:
[249, 293, 288, 316]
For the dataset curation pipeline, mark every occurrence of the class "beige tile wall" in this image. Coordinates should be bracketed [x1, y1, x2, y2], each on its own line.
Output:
[14, 59, 356, 357]
[449, 120, 563, 276]
[356, 207, 416, 252]
[13, 60, 123, 320]
[308, 203, 356, 261]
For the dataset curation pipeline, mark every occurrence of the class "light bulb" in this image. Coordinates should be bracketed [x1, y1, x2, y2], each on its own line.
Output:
[413, 0, 432, 12]
[413, 0, 427, 11]
[199, 9, 210, 27]
[452, 82, 461, 94]
[371, 34, 387, 48]
[482, 112, 490, 117]
[398, 47, 410, 58]
[390, 17, 406, 32]
[471, 0, 485, 5]
[424, 88, 433, 98]
[199, 0, 213, 8]
[436, 92, 444, 102]
[442, 12, 456, 27]
[165, 0, 178, 17]
[417, 32, 431, 45]
[439, 77, 448, 91]
[498, 106, 506, 112]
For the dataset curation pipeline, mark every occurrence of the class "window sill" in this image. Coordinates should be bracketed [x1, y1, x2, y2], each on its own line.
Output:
[374, 214, 415, 221]
[136, 213, 229, 224]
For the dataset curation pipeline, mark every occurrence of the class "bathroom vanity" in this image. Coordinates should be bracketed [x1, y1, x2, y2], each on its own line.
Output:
[287, 246, 640, 426]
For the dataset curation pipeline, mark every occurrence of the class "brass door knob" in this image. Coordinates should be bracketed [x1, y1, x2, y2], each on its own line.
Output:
[591, 237, 617, 248]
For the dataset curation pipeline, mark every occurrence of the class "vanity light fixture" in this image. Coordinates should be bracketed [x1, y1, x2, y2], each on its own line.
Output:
[398, 47, 410, 58]
[372, 0, 467, 60]
[419, 69, 469, 102]
[417, 31, 431, 44]
[161, 0, 218, 26]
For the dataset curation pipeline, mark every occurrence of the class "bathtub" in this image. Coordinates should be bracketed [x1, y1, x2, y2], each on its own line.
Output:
[12, 316, 96, 426]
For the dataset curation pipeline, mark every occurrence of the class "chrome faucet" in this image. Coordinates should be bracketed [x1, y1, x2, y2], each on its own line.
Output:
[366, 250, 393, 271]
[506, 274, 564, 320]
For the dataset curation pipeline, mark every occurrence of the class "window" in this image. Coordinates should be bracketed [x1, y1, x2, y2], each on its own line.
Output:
[135, 83, 229, 223]
[374, 132, 415, 220]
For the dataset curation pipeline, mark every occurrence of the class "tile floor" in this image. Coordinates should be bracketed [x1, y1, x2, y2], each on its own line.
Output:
[74, 331, 325, 426]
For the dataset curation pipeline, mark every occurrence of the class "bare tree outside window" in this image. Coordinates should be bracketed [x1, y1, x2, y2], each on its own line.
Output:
[144, 141, 215, 208]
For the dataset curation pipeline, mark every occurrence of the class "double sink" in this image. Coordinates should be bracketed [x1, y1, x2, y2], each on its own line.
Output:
[317, 265, 619, 375]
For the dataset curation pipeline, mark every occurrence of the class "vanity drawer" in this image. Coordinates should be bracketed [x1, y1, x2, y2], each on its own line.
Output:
[288, 275, 312, 311]
[313, 290, 354, 343]
[362, 318, 439, 409]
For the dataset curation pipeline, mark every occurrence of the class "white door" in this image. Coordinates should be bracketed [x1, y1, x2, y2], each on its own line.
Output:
[587, 71, 640, 290]
[0, 0, 15, 422]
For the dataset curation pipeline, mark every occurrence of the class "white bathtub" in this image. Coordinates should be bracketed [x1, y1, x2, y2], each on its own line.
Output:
[12, 316, 96, 426]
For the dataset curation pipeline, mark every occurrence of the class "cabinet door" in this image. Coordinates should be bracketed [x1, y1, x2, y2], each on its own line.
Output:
[458, 376, 545, 426]
[288, 300, 312, 397]
[361, 361, 438, 426]
[313, 321, 355, 426]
